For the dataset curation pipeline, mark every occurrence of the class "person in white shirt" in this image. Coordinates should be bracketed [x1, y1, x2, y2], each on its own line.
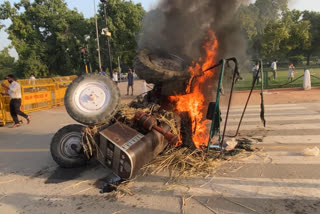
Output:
[288, 63, 295, 82]
[1, 74, 31, 128]
[29, 73, 36, 89]
[112, 70, 118, 85]
[30, 74, 36, 80]
[270, 59, 278, 80]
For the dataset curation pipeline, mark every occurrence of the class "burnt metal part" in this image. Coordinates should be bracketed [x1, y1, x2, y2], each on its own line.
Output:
[100, 175, 123, 194]
[179, 112, 195, 149]
[134, 111, 157, 131]
[134, 49, 190, 96]
[134, 111, 179, 145]
[98, 122, 169, 179]
[206, 102, 222, 125]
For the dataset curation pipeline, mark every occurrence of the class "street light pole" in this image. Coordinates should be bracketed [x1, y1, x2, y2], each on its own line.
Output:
[86, 44, 93, 73]
[93, 0, 102, 71]
[101, 0, 113, 77]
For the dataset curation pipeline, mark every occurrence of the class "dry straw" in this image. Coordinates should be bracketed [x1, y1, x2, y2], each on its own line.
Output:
[142, 147, 223, 180]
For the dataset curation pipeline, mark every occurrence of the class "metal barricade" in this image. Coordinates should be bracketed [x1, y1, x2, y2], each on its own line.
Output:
[52, 75, 77, 106]
[0, 81, 12, 125]
[0, 76, 77, 125]
[18, 78, 55, 113]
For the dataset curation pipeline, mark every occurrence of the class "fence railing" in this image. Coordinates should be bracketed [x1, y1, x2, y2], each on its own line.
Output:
[0, 75, 77, 126]
[235, 67, 320, 91]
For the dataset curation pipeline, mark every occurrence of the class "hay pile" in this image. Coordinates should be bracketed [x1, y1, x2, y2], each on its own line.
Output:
[143, 147, 222, 179]
[142, 139, 254, 180]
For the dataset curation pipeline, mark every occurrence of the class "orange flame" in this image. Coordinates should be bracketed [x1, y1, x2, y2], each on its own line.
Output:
[170, 30, 218, 149]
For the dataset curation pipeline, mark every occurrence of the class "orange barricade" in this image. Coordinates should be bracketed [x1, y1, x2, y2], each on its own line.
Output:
[18, 78, 55, 113]
[0, 81, 12, 125]
[0, 75, 77, 125]
[52, 75, 77, 106]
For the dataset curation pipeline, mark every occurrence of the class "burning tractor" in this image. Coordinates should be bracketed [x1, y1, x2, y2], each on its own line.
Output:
[50, 34, 265, 188]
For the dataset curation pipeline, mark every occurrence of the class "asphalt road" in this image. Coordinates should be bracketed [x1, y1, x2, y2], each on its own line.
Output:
[0, 86, 320, 213]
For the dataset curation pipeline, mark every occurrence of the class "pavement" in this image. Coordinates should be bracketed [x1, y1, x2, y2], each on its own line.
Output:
[0, 83, 320, 214]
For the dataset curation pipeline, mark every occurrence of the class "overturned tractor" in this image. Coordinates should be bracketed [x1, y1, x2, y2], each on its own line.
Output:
[50, 46, 265, 188]
[50, 50, 194, 179]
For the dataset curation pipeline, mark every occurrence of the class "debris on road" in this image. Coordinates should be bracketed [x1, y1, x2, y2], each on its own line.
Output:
[302, 147, 320, 156]
[224, 138, 238, 151]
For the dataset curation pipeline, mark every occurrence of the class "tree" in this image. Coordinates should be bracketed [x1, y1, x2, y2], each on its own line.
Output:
[302, 11, 320, 65]
[0, 0, 91, 77]
[238, 0, 289, 58]
[97, 0, 145, 71]
[260, 10, 310, 60]
[0, 47, 17, 80]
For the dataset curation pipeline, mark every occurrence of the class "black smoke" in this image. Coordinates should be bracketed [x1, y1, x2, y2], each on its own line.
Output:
[138, 0, 249, 64]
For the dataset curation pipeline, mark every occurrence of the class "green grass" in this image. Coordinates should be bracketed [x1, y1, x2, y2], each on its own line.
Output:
[235, 66, 320, 90]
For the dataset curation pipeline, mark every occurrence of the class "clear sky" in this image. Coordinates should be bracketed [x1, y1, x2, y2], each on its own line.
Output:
[1, 0, 320, 57]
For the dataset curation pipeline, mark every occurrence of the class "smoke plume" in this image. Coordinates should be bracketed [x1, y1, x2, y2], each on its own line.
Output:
[138, 0, 249, 64]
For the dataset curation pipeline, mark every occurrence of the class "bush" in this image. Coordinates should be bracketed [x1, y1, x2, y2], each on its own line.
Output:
[288, 55, 305, 65]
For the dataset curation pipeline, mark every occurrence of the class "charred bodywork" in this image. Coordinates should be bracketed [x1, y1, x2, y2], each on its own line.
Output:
[97, 122, 169, 179]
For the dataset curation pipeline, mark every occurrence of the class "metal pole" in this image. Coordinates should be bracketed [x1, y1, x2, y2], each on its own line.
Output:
[86, 44, 93, 73]
[85, 64, 89, 73]
[260, 60, 266, 127]
[102, 2, 113, 77]
[264, 63, 268, 88]
[118, 56, 121, 72]
[207, 59, 226, 152]
[94, 0, 102, 70]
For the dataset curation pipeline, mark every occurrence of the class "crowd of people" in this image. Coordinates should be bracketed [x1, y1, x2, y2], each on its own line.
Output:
[251, 59, 298, 83]
[251, 59, 311, 90]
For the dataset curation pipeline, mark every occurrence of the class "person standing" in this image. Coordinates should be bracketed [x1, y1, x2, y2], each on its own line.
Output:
[30, 74, 36, 80]
[127, 69, 134, 96]
[112, 70, 118, 85]
[288, 63, 295, 82]
[99, 68, 106, 76]
[29, 73, 36, 88]
[1, 75, 31, 128]
[270, 59, 278, 80]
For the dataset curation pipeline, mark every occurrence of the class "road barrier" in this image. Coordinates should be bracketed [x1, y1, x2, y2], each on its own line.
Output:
[0, 75, 76, 126]
[0, 81, 11, 126]
[52, 76, 77, 106]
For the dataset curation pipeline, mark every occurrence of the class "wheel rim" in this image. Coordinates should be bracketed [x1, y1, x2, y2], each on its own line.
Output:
[74, 81, 111, 113]
[60, 132, 82, 158]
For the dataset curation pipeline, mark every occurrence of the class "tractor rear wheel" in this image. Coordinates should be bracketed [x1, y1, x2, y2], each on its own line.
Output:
[65, 73, 120, 126]
[134, 49, 190, 96]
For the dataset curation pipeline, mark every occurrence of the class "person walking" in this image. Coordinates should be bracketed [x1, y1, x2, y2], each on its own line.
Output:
[270, 59, 278, 80]
[288, 63, 295, 82]
[1, 75, 31, 128]
[127, 69, 134, 96]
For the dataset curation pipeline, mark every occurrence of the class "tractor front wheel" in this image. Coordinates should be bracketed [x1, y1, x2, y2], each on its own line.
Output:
[50, 124, 87, 168]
